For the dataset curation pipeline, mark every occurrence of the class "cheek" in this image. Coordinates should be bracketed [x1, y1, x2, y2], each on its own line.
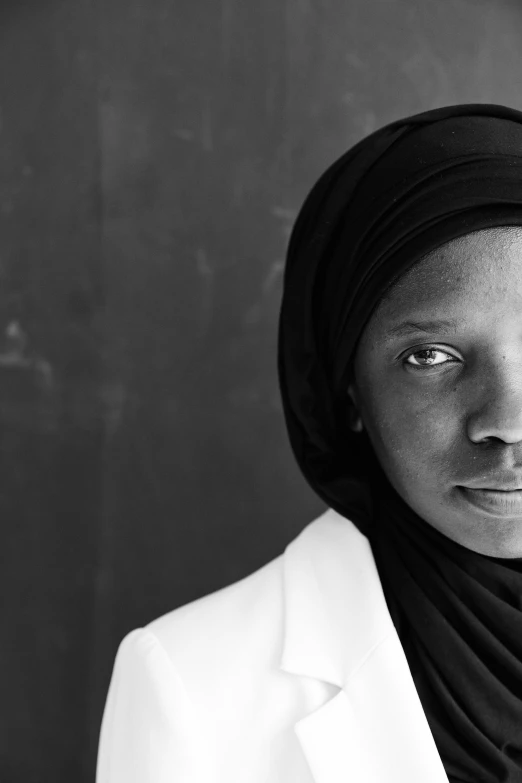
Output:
[358, 376, 462, 484]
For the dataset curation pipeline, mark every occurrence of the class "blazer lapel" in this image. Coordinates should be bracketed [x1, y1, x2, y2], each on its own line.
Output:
[280, 508, 448, 783]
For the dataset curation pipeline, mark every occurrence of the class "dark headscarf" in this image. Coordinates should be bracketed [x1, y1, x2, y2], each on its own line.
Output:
[277, 104, 522, 782]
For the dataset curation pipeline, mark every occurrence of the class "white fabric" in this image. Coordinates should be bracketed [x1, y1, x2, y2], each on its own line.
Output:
[96, 508, 449, 782]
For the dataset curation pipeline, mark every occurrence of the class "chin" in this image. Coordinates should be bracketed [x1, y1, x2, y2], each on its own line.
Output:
[451, 520, 522, 559]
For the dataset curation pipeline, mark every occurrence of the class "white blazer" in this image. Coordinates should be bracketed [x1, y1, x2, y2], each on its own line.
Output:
[96, 507, 449, 783]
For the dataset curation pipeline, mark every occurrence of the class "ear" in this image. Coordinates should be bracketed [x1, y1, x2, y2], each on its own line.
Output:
[346, 382, 364, 433]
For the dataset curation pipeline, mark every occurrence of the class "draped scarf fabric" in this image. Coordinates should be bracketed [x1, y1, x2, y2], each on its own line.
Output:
[373, 469, 522, 782]
[277, 104, 522, 782]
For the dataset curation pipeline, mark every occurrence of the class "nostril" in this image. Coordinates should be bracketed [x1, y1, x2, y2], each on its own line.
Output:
[475, 435, 522, 447]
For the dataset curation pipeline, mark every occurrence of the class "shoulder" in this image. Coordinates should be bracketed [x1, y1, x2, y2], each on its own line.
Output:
[100, 547, 290, 776]
[110, 508, 372, 695]
[146, 546, 285, 679]
[140, 507, 367, 675]
[97, 509, 377, 781]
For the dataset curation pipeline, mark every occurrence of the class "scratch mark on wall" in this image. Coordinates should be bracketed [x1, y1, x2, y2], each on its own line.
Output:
[345, 51, 365, 70]
[243, 303, 261, 326]
[101, 381, 129, 439]
[359, 110, 376, 137]
[173, 128, 194, 142]
[232, 169, 245, 207]
[265, 82, 276, 118]
[221, 0, 233, 63]
[0, 320, 54, 388]
[196, 247, 214, 335]
[201, 102, 214, 152]
[262, 259, 284, 294]
[271, 205, 298, 242]
[400, 35, 452, 107]
[271, 206, 297, 221]
[242, 257, 285, 329]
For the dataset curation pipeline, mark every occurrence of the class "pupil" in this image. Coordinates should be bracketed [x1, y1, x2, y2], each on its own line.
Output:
[418, 350, 436, 364]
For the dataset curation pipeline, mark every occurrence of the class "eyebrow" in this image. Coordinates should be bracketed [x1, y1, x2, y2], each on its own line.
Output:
[385, 318, 460, 341]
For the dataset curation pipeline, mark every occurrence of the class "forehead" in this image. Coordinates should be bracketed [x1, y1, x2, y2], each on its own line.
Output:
[373, 227, 522, 326]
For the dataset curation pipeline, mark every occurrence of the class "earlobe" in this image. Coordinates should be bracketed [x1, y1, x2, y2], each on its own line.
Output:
[346, 383, 364, 433]
[350, 414, 364, 433]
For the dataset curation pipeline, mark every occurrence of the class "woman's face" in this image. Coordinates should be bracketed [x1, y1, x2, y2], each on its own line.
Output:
[348, 227, 522, 558]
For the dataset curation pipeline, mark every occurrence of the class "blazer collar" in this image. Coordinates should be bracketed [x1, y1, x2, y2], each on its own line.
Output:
[279, 508, 448, 783]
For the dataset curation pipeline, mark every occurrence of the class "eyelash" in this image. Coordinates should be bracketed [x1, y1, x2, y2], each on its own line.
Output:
[403, 346, 461, 371]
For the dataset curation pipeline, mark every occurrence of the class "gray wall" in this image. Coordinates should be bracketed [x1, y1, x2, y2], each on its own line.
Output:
[1, 0, 522, 780]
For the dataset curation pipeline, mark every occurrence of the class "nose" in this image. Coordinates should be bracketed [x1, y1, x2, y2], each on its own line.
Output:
[466, 363, 522, 445]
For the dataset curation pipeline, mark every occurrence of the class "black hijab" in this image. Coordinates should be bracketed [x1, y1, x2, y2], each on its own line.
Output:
[277, 104, 522, 782]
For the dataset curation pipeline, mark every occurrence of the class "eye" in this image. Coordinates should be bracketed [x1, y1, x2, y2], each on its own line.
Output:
[404, 347, 460, 369]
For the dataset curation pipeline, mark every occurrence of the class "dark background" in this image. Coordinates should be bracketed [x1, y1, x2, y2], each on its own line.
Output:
[2, 0, 522, 780]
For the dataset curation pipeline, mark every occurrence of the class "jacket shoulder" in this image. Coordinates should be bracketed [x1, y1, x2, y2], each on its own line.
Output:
[140, 508, 362, 686]
[148, 548, 285, 668]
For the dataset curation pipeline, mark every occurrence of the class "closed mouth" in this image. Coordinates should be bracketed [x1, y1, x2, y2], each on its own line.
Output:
[458, 486, 522, 516]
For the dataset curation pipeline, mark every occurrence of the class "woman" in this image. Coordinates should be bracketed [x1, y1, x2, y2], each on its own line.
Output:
[96, 103, 522, 783]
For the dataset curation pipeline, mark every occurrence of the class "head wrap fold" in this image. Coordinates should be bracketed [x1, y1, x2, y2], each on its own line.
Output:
[277, 104, 522, 783]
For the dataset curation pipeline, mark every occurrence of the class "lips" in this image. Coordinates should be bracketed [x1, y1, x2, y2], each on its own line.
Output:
[463, 484, 522, 491]
[458, 486, 522, 516]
